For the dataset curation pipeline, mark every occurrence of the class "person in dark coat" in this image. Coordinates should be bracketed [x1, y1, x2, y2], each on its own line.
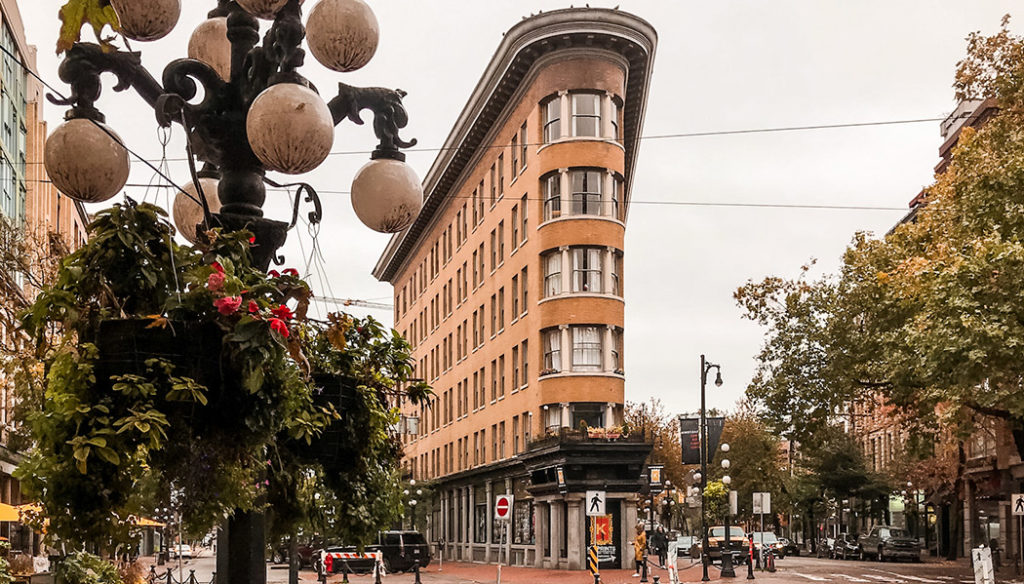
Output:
[651, 527, 668, 568]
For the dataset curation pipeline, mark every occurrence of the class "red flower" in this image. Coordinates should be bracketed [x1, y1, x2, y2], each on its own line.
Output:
[249, 236, 256, 244]
[283, 268, 299, 277]
[268, 270, 281, 278]
[271, 304, 294, 321]
[269, 318, 290, 338]
[206, 271, 226, 293]
[214, 296, 242, 316]
[211, 261, 224, 274]
[247, 300, 260, 314]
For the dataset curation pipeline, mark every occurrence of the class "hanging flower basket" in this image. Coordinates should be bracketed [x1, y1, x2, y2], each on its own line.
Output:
[292, 373, 360, 472]
[94, 318, 224, 387]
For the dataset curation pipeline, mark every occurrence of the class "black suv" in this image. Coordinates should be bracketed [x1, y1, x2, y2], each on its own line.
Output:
[375, 531, 432, 572]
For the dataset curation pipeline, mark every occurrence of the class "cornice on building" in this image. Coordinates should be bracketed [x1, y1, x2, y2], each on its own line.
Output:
[373, 8, 656, 283]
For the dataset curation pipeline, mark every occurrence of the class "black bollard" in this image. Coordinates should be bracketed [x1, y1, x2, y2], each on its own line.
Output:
[342, 564, 350, 584]
[721, 550, 736, 578]
[374, 558, 383, 584]
[188, 569, 197, 584]
[414, 560, 422, 584]
[594, 572, 601, 584]
[640, 554, 649, 583]
[746, 554, 755, 580]
[654, 576, 661, 584]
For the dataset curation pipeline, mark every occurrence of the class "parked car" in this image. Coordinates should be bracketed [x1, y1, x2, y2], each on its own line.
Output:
[777, 537, 800, 557]
[271, 539, 322, 567]
[858, 526, 921, 562]
[674, 535, 696, 557]
[169, 544, 192, 559]
[702, 526, 747, 562]
[749, 532, 785, 560]
[831, 534, 862, 560]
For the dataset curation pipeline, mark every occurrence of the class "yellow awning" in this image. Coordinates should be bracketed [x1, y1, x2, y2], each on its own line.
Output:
[133, 517, 165, 528]
[0, 503, 18, 522]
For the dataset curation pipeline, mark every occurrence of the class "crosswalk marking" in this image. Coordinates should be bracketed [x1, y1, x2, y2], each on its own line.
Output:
[830, 574, 871, 582]
[869, 569, 942, 583]
[791, 573, 832, 581]
[863, 575, 905, 583]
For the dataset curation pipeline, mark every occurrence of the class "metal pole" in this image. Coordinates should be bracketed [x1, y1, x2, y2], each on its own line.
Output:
[722, 494, 735, 577]
[700, 355, 710, 583]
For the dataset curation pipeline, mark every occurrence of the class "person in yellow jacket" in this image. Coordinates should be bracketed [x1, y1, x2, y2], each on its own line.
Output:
[632, 524, 647, 577]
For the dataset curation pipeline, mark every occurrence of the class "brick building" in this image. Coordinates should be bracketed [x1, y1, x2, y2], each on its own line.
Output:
[373, 7, 656, 570]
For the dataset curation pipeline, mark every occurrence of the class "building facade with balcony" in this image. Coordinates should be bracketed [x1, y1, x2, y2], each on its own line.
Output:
[373, 8, 656, 570]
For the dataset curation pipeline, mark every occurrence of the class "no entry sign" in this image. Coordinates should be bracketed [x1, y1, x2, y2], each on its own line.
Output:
[495, 494, 514, 521]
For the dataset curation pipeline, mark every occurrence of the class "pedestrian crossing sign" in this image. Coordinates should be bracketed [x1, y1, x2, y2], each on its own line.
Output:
[1013, 493, 1024, 516]
[586, 490, 606, 516]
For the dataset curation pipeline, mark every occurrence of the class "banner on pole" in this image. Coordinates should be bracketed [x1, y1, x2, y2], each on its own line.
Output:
[679, 416, 725, 465]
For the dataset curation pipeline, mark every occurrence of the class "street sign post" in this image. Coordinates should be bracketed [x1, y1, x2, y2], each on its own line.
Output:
[493, 493, 512, 581]
[586, 491, 606, 517]
[585, 491, 607, 583]
[753, 491, 771, 564]
[1013, 493, 1024, 577]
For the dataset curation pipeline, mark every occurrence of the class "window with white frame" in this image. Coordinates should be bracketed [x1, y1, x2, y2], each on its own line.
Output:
[542, 97, 561, 143]
[543, 252, 562, 297]
[543, 329, 561, 373]
[572, 93, 602, 137]
[544, 406, 562, 432]
[570, 169, 602, 215]
[572, 247, 603, 293]
[572, 326, 603, 371]
[611, 98, 620, 140]
[612, 328, 623, 372]
[543, 174, 561, 221]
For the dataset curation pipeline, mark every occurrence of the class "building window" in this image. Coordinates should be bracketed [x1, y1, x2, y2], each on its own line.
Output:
[544, 252, 562, 297]
[511, 275, 519, 317]
[521, 340, 529, 387]
[498, 154, 505, 198]
[570, 169, 602, 215]
[544, 406, 562, 432]
[512, 345, 520, 389]
[572, 93, 602, 137]
[499, 420, 506, 458]
[520, 194, 528, 242]
[543, 96, 561, 143]
[612, 328, 623, 372]
[611, 98, 620, 140]
[520, 267, 528, 313]
[499, 354, 506, 397]
[572, 247, 603, 292]
[511, 206, 519, 249]
[543, 174, 561, 221]
[543, 329, 561, 373]
[571, 403, 606, 429]
[477, 180, 485, 222]
[511, 135, 519, 176]
[512, 415, 520, 454]
[489, 230, 496, 272]
[498, 220, 505, 263]
[490, 295, 497, 336]
[520, 123, 528, 170]
[498, 287, 505, 331]
[490, 164, 497, 206]
[572, 326, 603, 371]
[611, 176, 621, 220]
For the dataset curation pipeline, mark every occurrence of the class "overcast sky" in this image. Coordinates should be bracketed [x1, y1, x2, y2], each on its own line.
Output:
[17, 1, 1020, 418]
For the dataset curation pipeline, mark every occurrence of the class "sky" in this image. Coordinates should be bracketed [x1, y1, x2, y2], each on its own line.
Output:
[16, 0, 1021, 418]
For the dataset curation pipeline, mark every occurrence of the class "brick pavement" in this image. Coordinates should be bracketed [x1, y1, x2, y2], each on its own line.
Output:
[295, 561, 734, 584]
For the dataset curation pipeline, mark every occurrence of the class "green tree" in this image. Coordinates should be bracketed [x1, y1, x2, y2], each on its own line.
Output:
[736, 18, 1024, 559]
[708, 408, 787, 526]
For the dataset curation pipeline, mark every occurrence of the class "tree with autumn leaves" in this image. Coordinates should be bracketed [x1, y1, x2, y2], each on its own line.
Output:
[737, 18, 1024, 558]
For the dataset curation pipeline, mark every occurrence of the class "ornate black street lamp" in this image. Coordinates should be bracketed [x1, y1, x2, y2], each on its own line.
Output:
[698, 354, 723, 583]
[41, 2, 423, 583]
[44, 0, 423, 272]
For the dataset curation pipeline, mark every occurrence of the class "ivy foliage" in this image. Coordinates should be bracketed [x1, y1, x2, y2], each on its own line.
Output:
[16, 201, 423, 549]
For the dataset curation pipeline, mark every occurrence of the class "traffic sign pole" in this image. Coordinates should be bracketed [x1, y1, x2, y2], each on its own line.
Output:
[495, 495, 514, 584]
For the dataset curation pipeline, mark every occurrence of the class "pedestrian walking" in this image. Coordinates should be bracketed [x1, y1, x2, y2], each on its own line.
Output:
[653, 527, 668, 568]
[632, 524, 647, 577]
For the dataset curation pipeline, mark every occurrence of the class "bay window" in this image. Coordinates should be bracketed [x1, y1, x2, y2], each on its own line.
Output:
[572, 326, 602, 371]
[543, 174, 561, 220]
[543, 328, 561, 373]
[572, 247, 603, 292]
[543, 252, 562, 297]
[543, 97, 561, 143]
[570, 169, 603, 215]
[572, 93, 602, 137]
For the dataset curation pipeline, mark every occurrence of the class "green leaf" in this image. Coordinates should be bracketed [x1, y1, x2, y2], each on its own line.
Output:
[57, 0, 120, 54]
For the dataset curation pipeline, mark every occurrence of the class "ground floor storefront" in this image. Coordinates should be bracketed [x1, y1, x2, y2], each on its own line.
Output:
[424, 429, 651, 571]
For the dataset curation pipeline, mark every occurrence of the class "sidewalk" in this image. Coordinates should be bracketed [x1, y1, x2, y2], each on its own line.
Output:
[297, 561, 734, 584]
